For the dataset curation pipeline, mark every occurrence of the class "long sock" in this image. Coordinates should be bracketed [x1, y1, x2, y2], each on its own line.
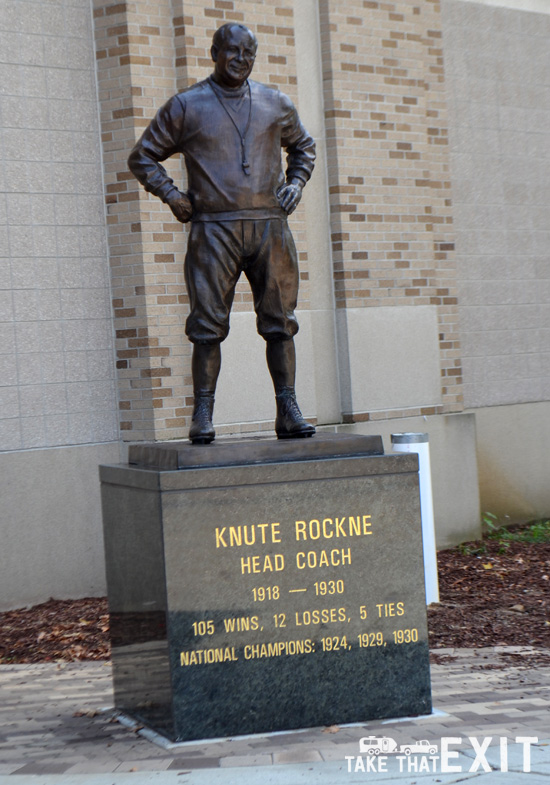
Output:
[266, 338, 296, 392]
[192, 343, 221, 394]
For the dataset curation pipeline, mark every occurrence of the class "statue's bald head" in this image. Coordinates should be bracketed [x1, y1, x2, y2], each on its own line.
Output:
[212, 23, 257, 52]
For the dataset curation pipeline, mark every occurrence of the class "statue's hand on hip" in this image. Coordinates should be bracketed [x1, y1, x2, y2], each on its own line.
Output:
[277, 181, 303, 216]
[167, 192, 193, 223]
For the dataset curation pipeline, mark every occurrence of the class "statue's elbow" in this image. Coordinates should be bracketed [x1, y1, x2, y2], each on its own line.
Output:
[127, 147, 140, 177]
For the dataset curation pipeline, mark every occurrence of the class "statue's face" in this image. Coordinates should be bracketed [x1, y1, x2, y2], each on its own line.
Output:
[211, 26, 257, 88]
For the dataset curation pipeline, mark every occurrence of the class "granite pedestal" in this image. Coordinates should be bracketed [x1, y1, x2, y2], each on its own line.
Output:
[99, 433, 431, 742]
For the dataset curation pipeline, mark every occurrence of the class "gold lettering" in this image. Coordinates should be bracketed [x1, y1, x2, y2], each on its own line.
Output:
[309, 519, 321, 539]
[295, 607, 347, 626]
[295, 521, 307, 540]
[335, 517, 346, 537]
[241, 555, 260, 574]
[243, 554, 284, 574]
[349, 516, 361, 536]
[180, 647, 239, 666]
[294, 515, 373, 540]
[244, 639, 315, 659]
[257, 523, 269, 543]
[244, 644, 259, 659]
[222, 616, 260, 633]
[217, 522, 284, 549]
[377, 602, 404, 617]
[322, 518, 334, 538]
[297, 548, 352, 569]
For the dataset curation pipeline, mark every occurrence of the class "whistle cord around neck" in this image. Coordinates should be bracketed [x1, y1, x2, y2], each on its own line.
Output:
[209, 78, 252, 176]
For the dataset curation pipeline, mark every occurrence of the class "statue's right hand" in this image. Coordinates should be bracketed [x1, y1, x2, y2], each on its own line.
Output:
[167, 192, 193, 223]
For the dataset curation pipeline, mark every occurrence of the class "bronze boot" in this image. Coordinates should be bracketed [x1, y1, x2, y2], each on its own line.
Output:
[275, 387, 315, 439]
[189, 392, 215, 444]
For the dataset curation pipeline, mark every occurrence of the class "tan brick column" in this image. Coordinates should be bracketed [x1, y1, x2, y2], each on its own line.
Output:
[319, 0, 463, 420]
[93, 0, 191, 442]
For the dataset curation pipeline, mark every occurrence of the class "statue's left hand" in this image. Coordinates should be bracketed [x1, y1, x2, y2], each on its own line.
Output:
[277, 181, 303, 215]
[167, 192, 193, 223]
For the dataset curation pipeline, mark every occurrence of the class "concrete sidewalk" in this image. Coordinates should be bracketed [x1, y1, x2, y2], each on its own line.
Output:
[0, 647, 549, 784]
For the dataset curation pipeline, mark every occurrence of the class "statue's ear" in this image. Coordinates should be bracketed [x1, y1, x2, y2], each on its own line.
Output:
[211, 44, 218, 63]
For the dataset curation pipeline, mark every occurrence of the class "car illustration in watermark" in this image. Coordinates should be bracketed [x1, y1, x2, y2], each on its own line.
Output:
[399, 739, 438, 755]
[359, 736, 438, 756]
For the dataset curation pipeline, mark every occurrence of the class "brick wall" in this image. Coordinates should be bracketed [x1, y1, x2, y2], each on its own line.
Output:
[320, 0, 463, 418]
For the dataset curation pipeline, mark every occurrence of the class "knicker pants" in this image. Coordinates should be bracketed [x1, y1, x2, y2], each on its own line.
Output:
[184, 218, 300, 345]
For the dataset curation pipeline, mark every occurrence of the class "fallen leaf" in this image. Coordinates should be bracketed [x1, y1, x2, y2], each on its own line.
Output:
[322, 725, 340, 734]
[482, 563, 493, 570]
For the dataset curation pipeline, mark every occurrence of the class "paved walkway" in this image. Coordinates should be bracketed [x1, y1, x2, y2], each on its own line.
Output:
[1, 647, 550, 784]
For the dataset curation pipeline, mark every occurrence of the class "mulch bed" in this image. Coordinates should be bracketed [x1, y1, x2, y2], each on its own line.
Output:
[0, 598, 110, 663]
[1, 539, 549, 664]
[429, 539, 550, 649]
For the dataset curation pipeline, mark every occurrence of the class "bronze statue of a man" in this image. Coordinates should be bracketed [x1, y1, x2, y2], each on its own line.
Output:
[128, 23, 316, 444]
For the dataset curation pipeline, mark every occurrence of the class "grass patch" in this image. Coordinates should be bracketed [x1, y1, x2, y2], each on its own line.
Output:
[458, 514, 550, 556]
[484, 512, 550, 544]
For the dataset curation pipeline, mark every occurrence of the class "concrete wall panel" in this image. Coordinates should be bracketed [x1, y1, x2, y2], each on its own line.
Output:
[473, 402, 550, 521]
[443, 0, 550, 409]
[337, 306, 443, 415]
[0, 0, 118, 451]
[0, 442, 119, 611]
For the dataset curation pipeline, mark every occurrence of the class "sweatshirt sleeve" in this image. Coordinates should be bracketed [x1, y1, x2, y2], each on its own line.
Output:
[127, 95, 186, 203]
[280, 92, 316, 186]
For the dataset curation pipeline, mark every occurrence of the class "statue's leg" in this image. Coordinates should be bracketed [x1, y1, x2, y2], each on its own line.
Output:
[185, 221, 240, 444]
[266, 338, 315, 439]
[189, 342, 221, 444]
[245, 219, 315, 439]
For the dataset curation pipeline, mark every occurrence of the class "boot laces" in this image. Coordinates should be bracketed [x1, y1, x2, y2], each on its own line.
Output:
[277, 391, 302, 419]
